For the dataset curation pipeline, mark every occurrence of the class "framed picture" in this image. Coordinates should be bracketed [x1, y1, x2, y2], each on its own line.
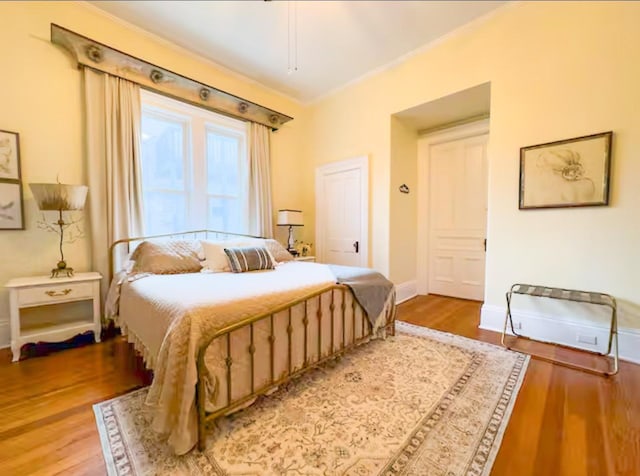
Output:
[0, 130, 21, 181]
[0, 129, 24, 230]
[0, 182, 24, 230]
[519, 131, 613, 209]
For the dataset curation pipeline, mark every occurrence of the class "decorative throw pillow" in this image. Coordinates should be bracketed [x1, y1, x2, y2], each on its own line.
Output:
[263, 239, 294, 263]
[224, 246, 275, 273]
[130, 240, 203, 275]
[200, 239, 263, 272]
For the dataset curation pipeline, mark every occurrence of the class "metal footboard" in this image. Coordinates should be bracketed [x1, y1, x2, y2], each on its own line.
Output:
[195, 284, 396, 451]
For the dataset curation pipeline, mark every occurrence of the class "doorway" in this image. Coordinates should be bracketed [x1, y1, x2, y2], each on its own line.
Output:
[417, 120, 489, 301]
[315, 156, 369, 267]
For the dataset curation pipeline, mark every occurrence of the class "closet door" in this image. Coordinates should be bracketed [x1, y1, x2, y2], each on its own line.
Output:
[428, 134, 488, 301]
[316, 156, 368, 267]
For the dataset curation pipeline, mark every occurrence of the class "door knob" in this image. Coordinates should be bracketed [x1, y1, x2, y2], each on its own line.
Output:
[353, 241, 359, 253]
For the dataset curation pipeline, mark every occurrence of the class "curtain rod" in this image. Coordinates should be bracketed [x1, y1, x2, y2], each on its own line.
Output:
[50, 24, 293, 131]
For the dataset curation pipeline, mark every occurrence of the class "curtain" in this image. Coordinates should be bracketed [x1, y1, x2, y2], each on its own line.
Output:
[248, 122, 274, 238]
[83, 68, 144, 299]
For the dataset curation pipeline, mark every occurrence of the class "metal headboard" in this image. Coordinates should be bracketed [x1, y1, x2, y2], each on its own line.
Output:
[109, 229, 264, 281]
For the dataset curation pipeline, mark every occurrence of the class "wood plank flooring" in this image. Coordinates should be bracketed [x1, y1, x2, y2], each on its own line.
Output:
[0, 294, 638, 475]
[399, 295, 640, 476]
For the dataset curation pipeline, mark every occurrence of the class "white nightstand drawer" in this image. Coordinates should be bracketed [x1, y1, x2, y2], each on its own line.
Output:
[18, 282, 94, 307]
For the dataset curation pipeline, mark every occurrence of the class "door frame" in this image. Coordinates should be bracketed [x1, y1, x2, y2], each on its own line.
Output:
[315, 155, 369, 267]
[416, 119, 489, 295]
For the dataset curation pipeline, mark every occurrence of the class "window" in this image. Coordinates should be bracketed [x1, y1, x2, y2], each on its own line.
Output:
[140, 90, 248, 235]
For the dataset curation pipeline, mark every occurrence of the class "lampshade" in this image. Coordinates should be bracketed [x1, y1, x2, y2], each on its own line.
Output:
[277, 209, 303, 226]
[29, 183, 88, 211]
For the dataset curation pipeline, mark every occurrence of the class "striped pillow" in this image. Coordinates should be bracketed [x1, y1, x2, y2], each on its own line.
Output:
[224, 246, 275, 273]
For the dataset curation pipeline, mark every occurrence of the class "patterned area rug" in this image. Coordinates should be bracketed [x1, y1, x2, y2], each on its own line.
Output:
[94, 322, 528, 476]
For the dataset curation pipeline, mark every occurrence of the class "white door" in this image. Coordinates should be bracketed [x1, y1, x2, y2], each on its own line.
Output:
[316, 157, 368, 267]
[428, 134, 488, 300]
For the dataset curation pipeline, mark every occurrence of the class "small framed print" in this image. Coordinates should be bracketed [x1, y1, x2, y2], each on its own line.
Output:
[0, 182, 24, 230]
[519, 131, 613, 209]
[0, 129, 24, 230]
[0, 130, 21, 181]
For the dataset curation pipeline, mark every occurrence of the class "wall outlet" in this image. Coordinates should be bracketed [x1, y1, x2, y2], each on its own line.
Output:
[512, 321, 522, 330]
[577, 334, 597, 346]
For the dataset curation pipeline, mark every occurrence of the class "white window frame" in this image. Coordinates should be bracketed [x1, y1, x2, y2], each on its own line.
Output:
[140, 89, 249, 234]
[140, 104, 192, 228]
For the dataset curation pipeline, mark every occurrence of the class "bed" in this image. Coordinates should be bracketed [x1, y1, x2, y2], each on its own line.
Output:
[107, 230, 396, 455]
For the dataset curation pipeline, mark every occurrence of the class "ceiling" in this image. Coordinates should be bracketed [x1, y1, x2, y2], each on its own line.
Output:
[89, 1, 505, 103]
[395, 82, 491, 133]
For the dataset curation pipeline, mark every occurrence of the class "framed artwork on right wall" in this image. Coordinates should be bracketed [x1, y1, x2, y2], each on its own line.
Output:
[519, 131, 613, 209]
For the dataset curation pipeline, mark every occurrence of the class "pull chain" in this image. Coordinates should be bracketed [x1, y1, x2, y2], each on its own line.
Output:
[287, 1, 298, 74]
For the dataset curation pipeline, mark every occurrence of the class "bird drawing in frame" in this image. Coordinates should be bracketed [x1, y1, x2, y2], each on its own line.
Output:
[0, 200, 15, 221]
[0, 137, 13, 175]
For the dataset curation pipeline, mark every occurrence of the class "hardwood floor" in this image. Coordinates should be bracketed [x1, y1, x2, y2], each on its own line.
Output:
[399, 295, 640, 476]
[0, 337, 148, 476]
[0, 294, 638, 475]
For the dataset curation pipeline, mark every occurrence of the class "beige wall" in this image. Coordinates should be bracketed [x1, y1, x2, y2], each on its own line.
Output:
[389, 116, 417, 284]
[0, 1, 308, 345]
[2, 1, 639, 348]
[307, 2, 640, 328]
[307, 86, 393, 273]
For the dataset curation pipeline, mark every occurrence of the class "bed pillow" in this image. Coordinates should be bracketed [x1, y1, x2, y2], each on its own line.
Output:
[200, 239, 262, 272]
[130, 240, 203, 275]
[263, 239, 294, 263]
[224, 246, 275, 273]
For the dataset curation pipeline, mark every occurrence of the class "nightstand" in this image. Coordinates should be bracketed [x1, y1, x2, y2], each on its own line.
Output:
[6, 272, 102, 362]
[294, 256, 316, 262]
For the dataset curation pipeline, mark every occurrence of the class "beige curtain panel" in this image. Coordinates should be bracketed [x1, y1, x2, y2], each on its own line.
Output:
[248, 122, 274, 238]
[83, 68, 144, 301]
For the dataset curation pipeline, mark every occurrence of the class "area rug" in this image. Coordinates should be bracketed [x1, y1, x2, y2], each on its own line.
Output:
[94, 322, 529, 476]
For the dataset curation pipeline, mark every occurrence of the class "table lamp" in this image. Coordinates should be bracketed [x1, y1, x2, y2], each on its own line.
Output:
[29, 182, 88, 278]
[277, 209, 303, 255]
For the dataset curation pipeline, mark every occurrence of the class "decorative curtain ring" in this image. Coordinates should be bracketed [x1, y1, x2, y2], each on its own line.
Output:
[85, 45, 104, 63]
[150, 70, 164, 84]
[199, 88, 211, 101]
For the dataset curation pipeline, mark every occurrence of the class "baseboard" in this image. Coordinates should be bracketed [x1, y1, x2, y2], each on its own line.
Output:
[480, 304, 640, 365]
[0, 320, 9, 349]
[395, 281, 418, 304]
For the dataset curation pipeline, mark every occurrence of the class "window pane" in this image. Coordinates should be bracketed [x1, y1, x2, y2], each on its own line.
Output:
[208, 196, 243, 233]
[144, 192, 187, 235]
[206, 131, 240, 196]
[140, 90, 249, 237]
[141, 113, 185, 191]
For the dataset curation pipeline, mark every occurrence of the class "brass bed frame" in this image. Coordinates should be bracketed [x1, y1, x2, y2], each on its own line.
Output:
[109, 230, 397, 452]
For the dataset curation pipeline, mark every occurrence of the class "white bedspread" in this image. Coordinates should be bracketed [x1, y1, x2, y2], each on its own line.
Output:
[118, 262, 342, 454]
